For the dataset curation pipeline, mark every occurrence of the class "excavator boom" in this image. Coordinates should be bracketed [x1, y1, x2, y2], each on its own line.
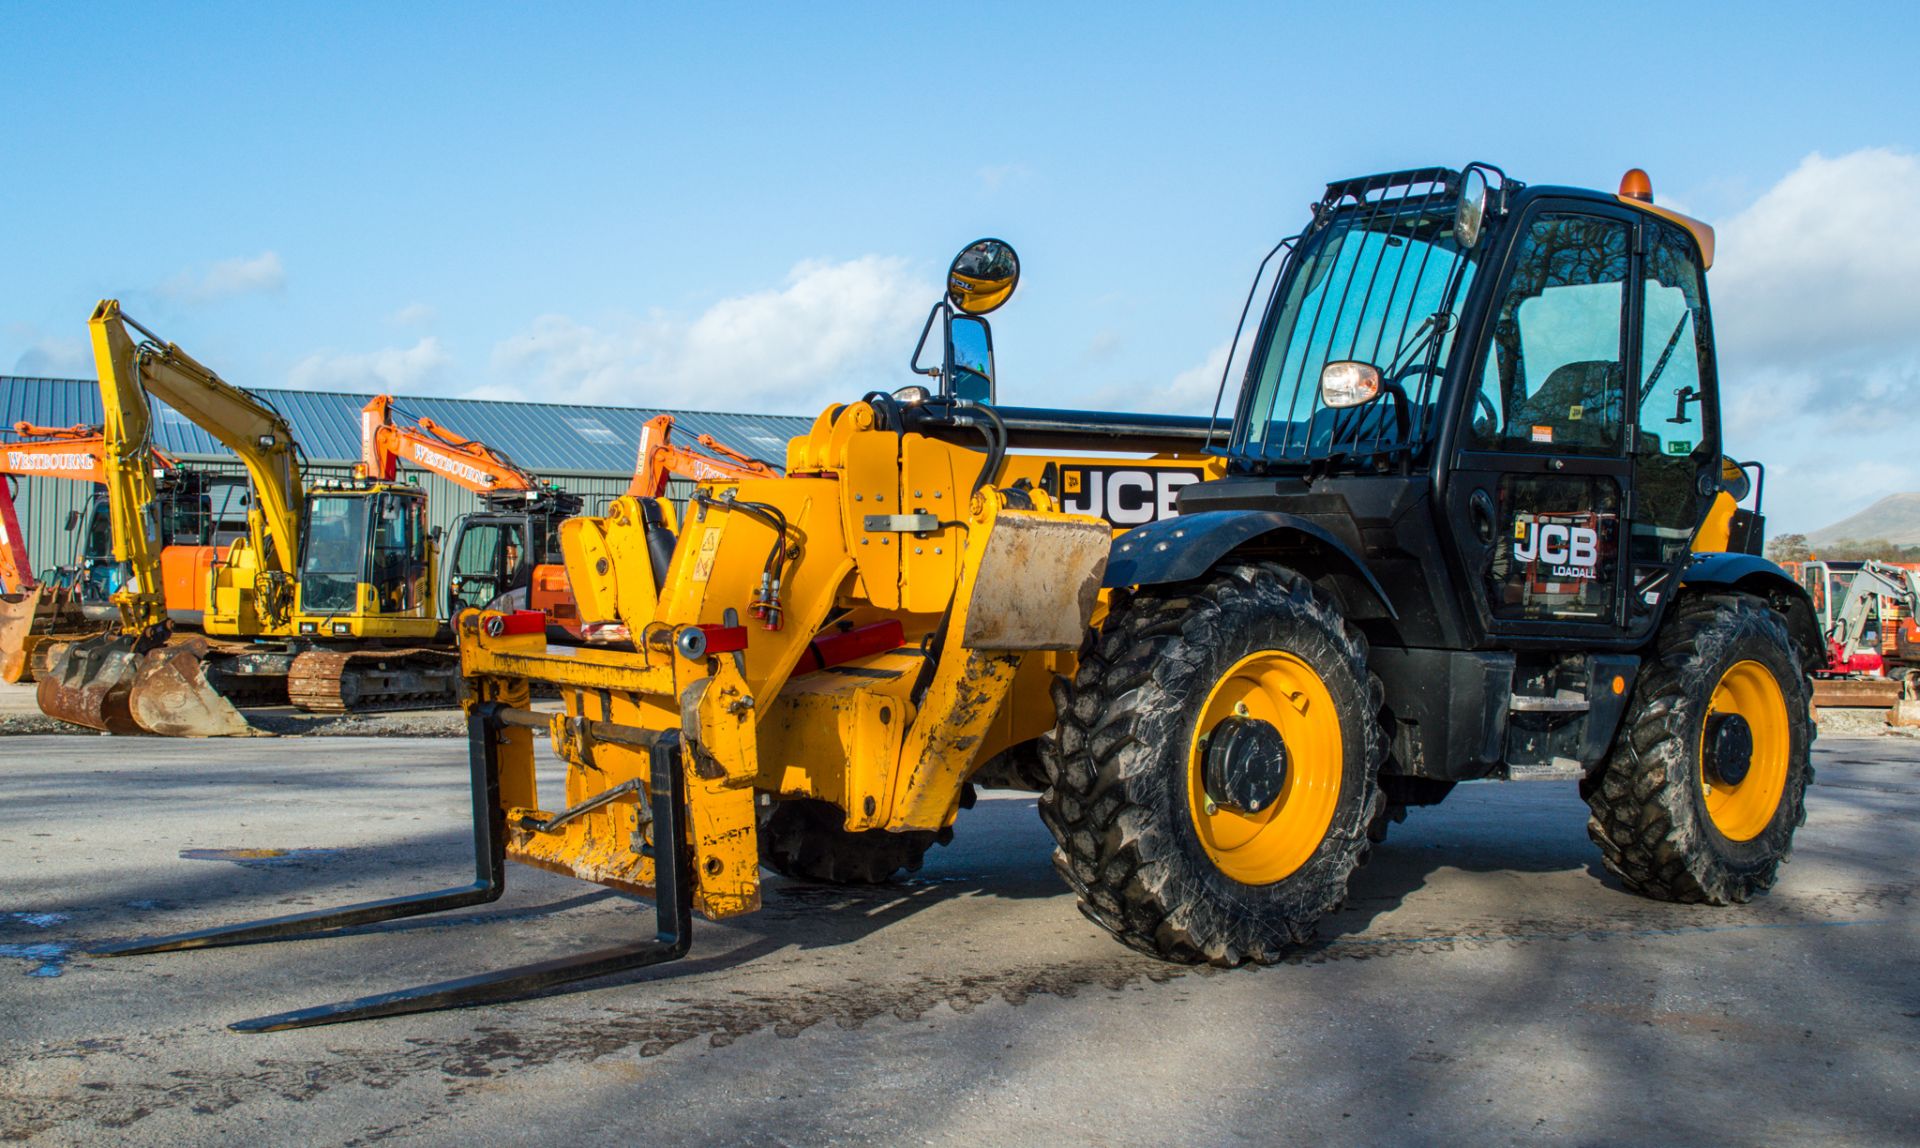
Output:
[37, 303, 284, 734]
[626, 413, 778, 498]
[361, 395, 543, 495]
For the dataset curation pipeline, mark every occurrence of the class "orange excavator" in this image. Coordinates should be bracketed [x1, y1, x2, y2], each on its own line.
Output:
[361, 395, 585, 634]
[0, 423, 111, 681]
[362, 399, 779, 637]
[2, 422, 252, 684]
[625, 413, 779, 498]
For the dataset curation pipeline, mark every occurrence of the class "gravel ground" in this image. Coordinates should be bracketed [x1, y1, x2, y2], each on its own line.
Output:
[1, 733, 1915, 1145]
[0, 682, 489, 738]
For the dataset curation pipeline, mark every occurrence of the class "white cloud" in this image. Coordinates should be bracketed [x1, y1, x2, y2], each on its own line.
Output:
[1083, 338, 1250, 421]
[159, 251, 286, 303]
[6, 324, 91, 377]
[1714, 149, 1920, 359]
[1709, 148, 1920, 533]
[388, 302, 437, 327]
[288, 337, 451, 393]
[977, 163, 1031, 193]
[485, 256, 928, 413]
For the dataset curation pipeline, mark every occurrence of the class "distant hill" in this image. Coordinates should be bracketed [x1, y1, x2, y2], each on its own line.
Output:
[1806, 492, 1920, 547]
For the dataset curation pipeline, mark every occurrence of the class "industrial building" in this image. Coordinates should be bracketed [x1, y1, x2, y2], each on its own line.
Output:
[1, 375, 811, 579]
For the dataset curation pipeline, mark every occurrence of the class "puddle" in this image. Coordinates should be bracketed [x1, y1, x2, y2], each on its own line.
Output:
[0, 942, 72, 977]
[6, 912, 70, 929]
[179, 847, 339, 867]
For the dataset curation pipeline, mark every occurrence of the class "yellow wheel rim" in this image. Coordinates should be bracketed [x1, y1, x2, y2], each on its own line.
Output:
[1700, 659, 1790, 842]
[1186, 650, 1343, 885]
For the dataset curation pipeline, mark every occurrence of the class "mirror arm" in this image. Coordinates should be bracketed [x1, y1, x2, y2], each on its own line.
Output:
[1668, 385, 1699, 425]
[908, 302, 947, 378]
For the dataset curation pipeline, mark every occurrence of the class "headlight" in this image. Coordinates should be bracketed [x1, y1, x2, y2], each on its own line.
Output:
[1319, 361, 1382, 409]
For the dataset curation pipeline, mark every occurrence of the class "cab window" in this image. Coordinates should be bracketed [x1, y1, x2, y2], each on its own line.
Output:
[1470, 213, 1632, 454]
[1631, 221, 1717, 564]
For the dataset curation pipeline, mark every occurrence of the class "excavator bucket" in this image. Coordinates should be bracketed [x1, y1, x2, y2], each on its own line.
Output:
[0, 585, 96, 684]
[0, 587, 48, 683]
[35, 631, 146, 734]
[128, 637, 258, 738]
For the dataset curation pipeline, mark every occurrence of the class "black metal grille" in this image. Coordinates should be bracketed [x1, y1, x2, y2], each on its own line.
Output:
[1232, 167, 1480, 466]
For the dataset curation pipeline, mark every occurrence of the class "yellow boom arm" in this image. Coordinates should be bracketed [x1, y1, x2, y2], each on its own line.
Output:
[87, 300, 304, 632]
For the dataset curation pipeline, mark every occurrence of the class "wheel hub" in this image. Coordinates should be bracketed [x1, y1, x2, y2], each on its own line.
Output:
[1703, 712, 1754, 787]
[1202, 715, 1289, 814]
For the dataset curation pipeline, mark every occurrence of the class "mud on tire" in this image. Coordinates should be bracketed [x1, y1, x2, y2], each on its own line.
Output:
[760, 798, 948, 885]
[1583, 592, 1814, 904]
[1038, 562, 1385, 966]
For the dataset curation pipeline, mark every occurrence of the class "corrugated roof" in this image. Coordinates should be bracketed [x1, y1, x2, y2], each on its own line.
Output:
[0, 376, 812, 475]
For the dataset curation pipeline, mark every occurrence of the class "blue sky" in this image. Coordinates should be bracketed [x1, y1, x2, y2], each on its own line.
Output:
[3, 2, 1917, 532]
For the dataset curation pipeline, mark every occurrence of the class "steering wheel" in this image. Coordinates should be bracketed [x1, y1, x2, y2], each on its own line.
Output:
[1472, 389, 1499, 440]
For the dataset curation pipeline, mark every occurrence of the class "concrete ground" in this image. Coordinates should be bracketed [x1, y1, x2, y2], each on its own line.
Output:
[0, 680, 468, 738]
[0, 730, 1916, 1146]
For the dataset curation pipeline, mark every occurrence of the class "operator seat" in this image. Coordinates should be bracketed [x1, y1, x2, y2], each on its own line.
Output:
[1514, 360, 1622, 451]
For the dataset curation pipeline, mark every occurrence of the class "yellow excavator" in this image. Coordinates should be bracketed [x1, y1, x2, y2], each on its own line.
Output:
[36, 302, 452, 737]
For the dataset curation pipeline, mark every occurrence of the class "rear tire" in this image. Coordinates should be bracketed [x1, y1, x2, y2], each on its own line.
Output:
[759, 799, 947, 885]
[1039, 562, 1384, 966]
[1584, 593, 1813, 904]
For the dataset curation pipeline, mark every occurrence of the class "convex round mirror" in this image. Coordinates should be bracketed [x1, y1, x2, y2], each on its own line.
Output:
[1720, 456, 1752, 501]
[1453, 168, 1489, 250]
[947, 239, 1021, 315]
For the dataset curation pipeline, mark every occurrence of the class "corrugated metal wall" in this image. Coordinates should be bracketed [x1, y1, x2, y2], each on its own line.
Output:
[3, 374, 797, 579]
[2, 376, 808, 477]
[3, 471, 100, 578]
[5, 463, 695, 579]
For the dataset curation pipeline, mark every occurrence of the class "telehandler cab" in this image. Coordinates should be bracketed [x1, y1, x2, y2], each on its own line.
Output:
[94, 172, 1817, 1030]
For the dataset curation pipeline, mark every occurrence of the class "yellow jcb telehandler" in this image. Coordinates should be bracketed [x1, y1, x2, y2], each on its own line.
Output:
[98, 168, 1816, 1032]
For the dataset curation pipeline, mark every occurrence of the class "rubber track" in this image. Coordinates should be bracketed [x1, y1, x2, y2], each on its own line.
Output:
[287, 646, 461, 714]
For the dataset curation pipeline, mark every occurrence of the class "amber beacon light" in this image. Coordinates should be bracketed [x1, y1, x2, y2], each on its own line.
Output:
[1619, 167, 1654, 203]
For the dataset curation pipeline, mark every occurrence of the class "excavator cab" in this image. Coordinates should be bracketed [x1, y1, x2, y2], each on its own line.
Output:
[293, 483, 434, 635]
[444, 490, 581, 632]
[58, 490, 116, 605]
[445, 515, 526, 614]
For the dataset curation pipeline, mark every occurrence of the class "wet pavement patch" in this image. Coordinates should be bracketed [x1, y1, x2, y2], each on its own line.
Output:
[6, 912, 70, 929]
[0, 941, 72, 977]
[179, 847, 339, 867]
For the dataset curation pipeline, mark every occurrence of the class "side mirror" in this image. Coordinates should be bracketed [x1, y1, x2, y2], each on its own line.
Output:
[946, 239, 1020, 315]
[1720, 457, 1752, 502]
[1319, 360, 1383, 409]
[1454, 168, 1489, 249]
[64, 509, 82, 532]
[430, 525, 444, 545]
[910, 238, 1020, 397]
[945, 315, 995, 403]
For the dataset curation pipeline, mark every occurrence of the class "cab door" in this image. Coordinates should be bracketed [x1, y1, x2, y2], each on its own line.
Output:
[1444, 202, 1642, 644]
[1624, 219, 1723, 623]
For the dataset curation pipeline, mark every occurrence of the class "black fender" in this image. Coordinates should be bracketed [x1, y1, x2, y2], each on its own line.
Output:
[1101, 510, 1398, 620]
[1681, 552, 1827, 670]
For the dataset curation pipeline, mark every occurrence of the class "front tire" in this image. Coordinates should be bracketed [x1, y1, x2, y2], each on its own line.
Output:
[1584, 593, 1814, 904]
[1040, 562, 1385, 966]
